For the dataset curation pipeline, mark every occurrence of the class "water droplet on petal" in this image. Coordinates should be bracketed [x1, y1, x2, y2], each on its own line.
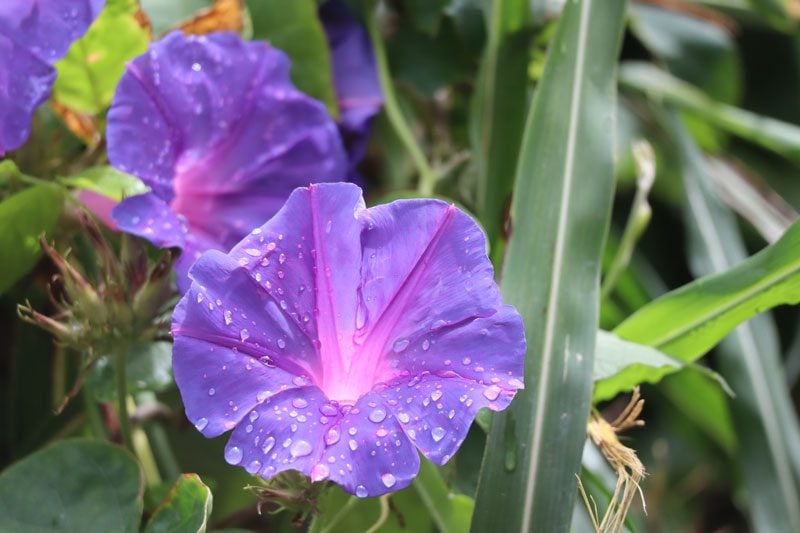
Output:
[246, 460, 261, 474]
[348, 439, 358, 451]
[432, 427, 446, 442]
[356, 485, 368, 498]
[311, 463, 330, 481]
[208, 388, 216, 396]
[381, 473, 397, 488]
[291, 440, 313, 457]
[369, 408, 387, 423]
[194, 418, 208, 431]
[292, 398, 308, 409]
[462, 357, 471, 365]
[397, 412, 410, 424]
[430, 390, 443, 402]
[277, 338, 286, 349]
[262, 436, 275, 454]
[483, 385, 501, 401]
[240, 329, 250, 342]
[224, 311, 233, 325]
[422, 339, 430, 351]
[225, 446, 243, 465]
[325, 428, 340, 446]
[320, 404, 338, 417]
[376, 428, 388, 437]
[393, 339, 410, 353]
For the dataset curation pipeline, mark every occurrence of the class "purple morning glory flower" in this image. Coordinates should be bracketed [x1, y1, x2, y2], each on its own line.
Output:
[171, 182, 525, 497]
[107, 32, 347, 287]
[0, 0, 104, 155]
[320, 0, 383, 180]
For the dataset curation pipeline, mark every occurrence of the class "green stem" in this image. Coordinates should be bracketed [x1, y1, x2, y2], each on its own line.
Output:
[364, 4, 437, 195]
[82, 383, 107, 440]
[315, 495, 359, 533]
[137, 391, 181, 481]
[114, 345, 134, 452]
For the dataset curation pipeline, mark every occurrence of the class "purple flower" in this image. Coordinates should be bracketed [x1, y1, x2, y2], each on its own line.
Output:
[107, 32, 347, 288]
[0, 0, 104, 155]
[320, 0, 382, 181]
[171, 182, 525, 497]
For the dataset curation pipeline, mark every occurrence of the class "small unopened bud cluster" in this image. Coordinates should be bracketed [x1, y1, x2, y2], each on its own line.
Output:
[248, 470, 328, 527]
[18, 211, 175, 356]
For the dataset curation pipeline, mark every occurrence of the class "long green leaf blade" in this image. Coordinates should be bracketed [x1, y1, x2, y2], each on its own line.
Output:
[614, 214, 800, 362]
[473, 0, 530, 253]
[669, 113, 800, 531]
[472, 1, 627, 530]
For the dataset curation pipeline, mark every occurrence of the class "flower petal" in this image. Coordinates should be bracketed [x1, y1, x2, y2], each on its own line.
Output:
[174, 250, 322, 379]
[224, 386, 334, 478]
[112, 193, 187, 249]
[107, 31, 347, 254]
[355, 199, 507, 382]
[173, 336, 301, 438]
[227, 183, 365, 401]
[0, 0, 103, 154]
[320, 0, 382, 172]
[316, 391, 419, 497]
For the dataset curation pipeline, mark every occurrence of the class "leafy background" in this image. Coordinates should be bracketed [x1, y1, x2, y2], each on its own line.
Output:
[3, 0, 800, 531]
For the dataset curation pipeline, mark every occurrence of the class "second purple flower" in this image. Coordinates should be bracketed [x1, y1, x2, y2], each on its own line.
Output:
[107, 31, 347, 288]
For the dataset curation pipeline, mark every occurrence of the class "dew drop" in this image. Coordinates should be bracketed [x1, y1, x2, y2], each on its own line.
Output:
[224, 310, 233, 325]
[291, 440, 313, 457]
[320, 404, 338, 417]
[369, 408, 387, 423]
[244, 248, 261, 257]
[310, 463, 330, 481]
[483, 385, 501, 401]
[277, 338, 286, 349]
[240, 329, 250, 342]
[325, 428, 341, 446]
[348, 439, 358, 451]
[397, 412, 410, 424]
[430, 390, 443, 402]
[381, 473, 397, 488]
[356, 485, 368, 498]
[262, 436, 275, 454]
[432, 427, 446, 442]
[376, 428, 389, 437]
[246, 460, 261, 474]
[224, 446, 243, 465]
[422, 339, 430, 351]
[462, 357, 471, 365]
[292, 398, 308, 409]
[208, 388, 216, 396]
[393, 338, 410, 353]
[194, 418, 208, 431]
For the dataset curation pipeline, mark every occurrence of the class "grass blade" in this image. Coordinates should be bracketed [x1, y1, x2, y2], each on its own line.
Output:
[473, 0, 531, 254]
[472, 1, 627, 530]
[667, 112, 800, 531]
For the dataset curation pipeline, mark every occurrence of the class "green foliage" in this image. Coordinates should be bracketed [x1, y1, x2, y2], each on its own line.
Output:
[61, 166, 147, 201]
[0, 181, 64, 294]
[473, 1, 627, 531]
[88, 341, 174, 402]
[0, 440, 144, 532]
[247, 0, 338, 116]
[145, 474, 213, 533]
[53, 0, 150, 114]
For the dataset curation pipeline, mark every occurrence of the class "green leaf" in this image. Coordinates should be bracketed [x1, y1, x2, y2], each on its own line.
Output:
[413, 458, 472, 533]
[614, 211, 800, 363]
[53, 0, 150, 114]
[0, 439, 144, 532]
[0, 183, 65, 294]
[472, 0, 628, 531]
[145, 474, 213, 533]
[247, 0, 338, 117]
[620, 62, 800, 163]
[89, 341, 174, 402]
[628, 4, 742, 104]
[309, 483, 433, 533]
[403, 0, 450, 35]
[61, 165, 148, 201]
[472, 0, 531, 261]
[668, 112, 800, 531]
[593, 331, 684, 402]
